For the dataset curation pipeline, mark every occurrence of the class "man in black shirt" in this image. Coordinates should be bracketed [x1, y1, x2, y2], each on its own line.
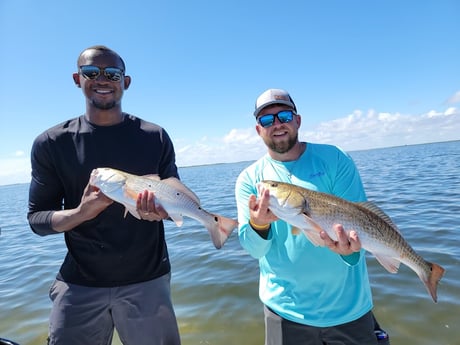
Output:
[28, 45, 181, 345]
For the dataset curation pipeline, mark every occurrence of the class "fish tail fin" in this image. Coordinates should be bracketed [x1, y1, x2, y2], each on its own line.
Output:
[207, 214, 238, 249]
[422, 261, 445, 303]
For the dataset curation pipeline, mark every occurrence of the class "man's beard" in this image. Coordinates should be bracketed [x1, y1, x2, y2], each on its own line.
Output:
[92, 99, 117, 110]
[265, 133, 298, 154]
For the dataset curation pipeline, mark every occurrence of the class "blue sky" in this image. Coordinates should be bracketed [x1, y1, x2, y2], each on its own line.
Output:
[1, 0, 459, 186]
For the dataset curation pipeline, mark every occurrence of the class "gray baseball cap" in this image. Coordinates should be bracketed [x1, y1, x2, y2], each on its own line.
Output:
[254, 88, 297, 117]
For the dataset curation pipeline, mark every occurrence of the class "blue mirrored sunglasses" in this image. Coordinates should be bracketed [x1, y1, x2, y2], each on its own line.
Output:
[79, 65, 124, 82]
[257, 110, 296, 128]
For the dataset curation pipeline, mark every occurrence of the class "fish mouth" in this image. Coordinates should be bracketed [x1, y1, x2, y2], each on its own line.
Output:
[89, 168, 100, 185]
[257, 182, 278, 205]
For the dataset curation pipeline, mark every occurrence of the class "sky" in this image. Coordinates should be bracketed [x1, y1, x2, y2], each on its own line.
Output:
[1, 0, 459, 186]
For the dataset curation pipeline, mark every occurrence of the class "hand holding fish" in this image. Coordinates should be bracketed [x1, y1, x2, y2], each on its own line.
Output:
[51, 183, 113, 233]
[320, 224, 362, 255]
[136, 190, 168, 221]
[82, 184, 114, 217]
[248, 188, 278, 232]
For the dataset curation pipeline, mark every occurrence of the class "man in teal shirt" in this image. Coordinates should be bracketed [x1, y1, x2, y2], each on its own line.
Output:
[235, 89, 389, 344]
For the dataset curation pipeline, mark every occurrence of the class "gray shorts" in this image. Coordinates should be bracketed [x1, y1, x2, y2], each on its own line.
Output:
[264, 306, 390, 345]
[48, 274, 181, 345]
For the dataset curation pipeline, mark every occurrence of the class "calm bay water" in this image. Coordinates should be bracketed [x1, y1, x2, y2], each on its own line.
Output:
[0, 141, 459, 345]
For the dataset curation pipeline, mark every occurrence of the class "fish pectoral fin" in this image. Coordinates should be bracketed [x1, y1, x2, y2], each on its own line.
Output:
[126, 206, 141, 220]
[298, 214, 327, 246]
[291, 227, 302, 235]
[169, 213, 184, 227]
[374, 253, 400, 273]
[302, 214, 324, 233]
[301, 230, 326, 246]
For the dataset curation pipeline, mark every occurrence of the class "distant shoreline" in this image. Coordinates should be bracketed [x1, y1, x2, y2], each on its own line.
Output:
[1, 140, 458, 187]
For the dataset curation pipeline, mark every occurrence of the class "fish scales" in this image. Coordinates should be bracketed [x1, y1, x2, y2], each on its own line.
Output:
[311, 196, 408, 252]
[125, 176, 217, 225]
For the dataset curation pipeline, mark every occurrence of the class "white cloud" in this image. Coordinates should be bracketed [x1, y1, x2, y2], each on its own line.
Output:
[301, 107, 459, 151]
[175, 129, 265, 168]
[444, 107, 457, 116]
[1, 106, 459, 186]
[176, 105, 460, 170]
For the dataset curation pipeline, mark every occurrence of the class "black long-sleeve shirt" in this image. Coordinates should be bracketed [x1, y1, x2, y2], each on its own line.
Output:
[28, 114, 179, 287]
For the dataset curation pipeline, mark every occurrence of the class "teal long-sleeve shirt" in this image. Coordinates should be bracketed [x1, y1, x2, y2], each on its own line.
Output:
[235, 142, 373, 327]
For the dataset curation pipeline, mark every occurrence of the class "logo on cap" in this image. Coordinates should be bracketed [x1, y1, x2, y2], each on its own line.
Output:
[274, 94, 288, 101]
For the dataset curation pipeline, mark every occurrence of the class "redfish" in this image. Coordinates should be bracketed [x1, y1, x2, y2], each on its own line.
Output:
[258, 180, 445, 302]
[90, 167, 237, 249]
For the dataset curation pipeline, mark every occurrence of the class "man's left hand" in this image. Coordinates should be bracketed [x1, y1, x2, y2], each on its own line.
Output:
[136, 190, 168, 221]
[320, 224, 361, 255]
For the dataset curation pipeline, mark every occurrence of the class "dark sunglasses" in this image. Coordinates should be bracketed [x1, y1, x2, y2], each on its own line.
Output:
[79, 65, 124, 82]
[257, 110, 296, 128]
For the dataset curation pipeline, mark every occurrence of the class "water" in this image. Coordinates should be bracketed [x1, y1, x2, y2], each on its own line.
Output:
[1, 141, 459, 345]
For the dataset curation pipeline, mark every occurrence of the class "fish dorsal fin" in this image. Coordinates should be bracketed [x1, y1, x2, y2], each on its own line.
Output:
[357, 201, 401, 233]
[142, 174, 201, 204]
[161, 177, 201, 204]
[144, 174, 161, 181]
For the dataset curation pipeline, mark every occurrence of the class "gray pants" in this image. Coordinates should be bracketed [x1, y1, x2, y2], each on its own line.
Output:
[48, 274, 181, 345]
[264, 306, 389, 345]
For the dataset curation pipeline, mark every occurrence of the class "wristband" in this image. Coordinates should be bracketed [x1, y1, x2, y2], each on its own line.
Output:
[249, 219, 270, 231]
